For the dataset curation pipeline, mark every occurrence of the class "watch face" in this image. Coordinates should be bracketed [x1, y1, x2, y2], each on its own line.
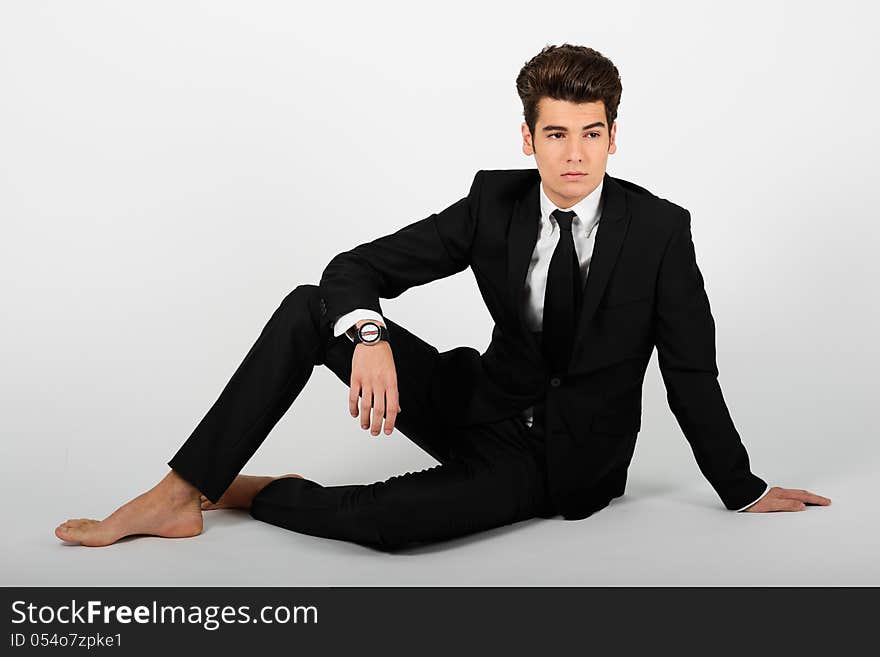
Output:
[358, 322, 382, 343]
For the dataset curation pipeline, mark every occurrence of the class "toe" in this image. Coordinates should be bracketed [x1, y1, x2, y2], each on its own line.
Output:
[66, 519, 97, 529]
[55, 526, 77, 541]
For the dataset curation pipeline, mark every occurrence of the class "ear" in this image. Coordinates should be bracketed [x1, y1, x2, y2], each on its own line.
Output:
[521, 121, 534, 156]
[608, 121, 617, 155]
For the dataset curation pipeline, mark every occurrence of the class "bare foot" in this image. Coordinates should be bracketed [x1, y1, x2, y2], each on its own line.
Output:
[54, 469, 203, 547]
[201, 473, 304, 511]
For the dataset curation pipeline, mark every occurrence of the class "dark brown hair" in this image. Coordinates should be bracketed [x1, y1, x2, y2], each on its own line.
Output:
[516, 43, 623, 140]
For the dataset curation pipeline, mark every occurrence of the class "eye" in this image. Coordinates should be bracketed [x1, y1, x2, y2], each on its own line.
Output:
[548, 132, 601, 139]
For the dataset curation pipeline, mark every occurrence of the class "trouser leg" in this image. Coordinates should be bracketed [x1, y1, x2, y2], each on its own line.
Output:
[250, 415, 554, 551]
[167, 282, 456, 503]
[166, 281, 555, 547]
[167, 284, 330, 503]
[251, 310, 555, 550]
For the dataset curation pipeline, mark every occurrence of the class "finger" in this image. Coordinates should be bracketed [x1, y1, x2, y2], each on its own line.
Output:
[384, 387, 400, 435]
[776, 499, 807, 512]
[371, 392, 385, 436]
[360, 387, 372, 429]
[349, 381, 361, 417]
[787, 489, 832, 505]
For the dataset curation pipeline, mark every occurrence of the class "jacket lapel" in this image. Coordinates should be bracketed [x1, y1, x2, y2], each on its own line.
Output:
[505, 171, 630, 368]
[568, 173, 630, 369]
[506, 173, 542, 348]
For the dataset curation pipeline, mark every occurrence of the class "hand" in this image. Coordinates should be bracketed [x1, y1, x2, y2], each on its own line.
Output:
[742, 486, 831, 512]
[349, 323, 401, 436]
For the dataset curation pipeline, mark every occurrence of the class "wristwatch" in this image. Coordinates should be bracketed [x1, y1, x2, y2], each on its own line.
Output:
[349, 321, 390, 346]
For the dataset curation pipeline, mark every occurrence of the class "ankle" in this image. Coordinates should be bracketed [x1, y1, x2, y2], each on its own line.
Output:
[159, 469, 202, 502]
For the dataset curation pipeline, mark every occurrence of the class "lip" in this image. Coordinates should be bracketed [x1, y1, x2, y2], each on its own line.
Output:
[562, 172, 586, 178]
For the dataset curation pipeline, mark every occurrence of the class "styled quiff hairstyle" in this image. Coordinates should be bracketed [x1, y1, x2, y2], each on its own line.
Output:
[516, 43, 623, 141]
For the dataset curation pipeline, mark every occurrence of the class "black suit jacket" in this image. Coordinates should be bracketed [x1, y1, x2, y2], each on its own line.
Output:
[318, 169, 767, 519]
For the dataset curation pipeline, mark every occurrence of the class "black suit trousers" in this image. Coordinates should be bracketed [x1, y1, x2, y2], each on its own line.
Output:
[167, 284, 556, 551]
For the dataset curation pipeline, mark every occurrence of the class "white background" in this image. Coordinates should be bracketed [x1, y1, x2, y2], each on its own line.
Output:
[2, 0, 878, 584]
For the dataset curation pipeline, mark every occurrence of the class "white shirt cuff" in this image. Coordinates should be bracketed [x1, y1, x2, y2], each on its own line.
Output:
[734, 484, 771, 512]
[333, 309, 386, 340]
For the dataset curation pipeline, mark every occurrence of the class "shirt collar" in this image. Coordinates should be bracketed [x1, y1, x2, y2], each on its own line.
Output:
[539, 176, 604, 237]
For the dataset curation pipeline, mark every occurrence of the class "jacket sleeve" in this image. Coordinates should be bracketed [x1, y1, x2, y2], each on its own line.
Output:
[734, 484, 771, 512]
[317, 170, 484, 335]
[654, 208, 768, 510]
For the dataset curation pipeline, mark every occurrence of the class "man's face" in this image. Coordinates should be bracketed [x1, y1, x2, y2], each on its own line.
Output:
[521, 97, 617, 209]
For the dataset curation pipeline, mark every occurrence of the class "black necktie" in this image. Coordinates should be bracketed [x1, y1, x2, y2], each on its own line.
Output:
[541, 209, 582, 373]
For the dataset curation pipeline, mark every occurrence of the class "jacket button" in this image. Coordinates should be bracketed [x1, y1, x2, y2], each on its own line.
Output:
[550, 377, 561, 387]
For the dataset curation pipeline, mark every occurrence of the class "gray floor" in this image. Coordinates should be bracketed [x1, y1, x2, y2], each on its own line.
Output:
[6, 382, 874, 586]
[11, 472, 871, 587]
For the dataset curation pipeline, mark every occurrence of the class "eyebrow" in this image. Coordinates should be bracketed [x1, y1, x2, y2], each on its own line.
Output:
[541, 122, 606, 132]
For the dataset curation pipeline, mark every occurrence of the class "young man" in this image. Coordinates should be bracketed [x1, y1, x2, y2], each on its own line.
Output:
[55, 44, 830, 550]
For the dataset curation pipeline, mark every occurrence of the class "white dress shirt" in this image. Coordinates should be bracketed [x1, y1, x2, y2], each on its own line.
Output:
[330, 178, 770, 512]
